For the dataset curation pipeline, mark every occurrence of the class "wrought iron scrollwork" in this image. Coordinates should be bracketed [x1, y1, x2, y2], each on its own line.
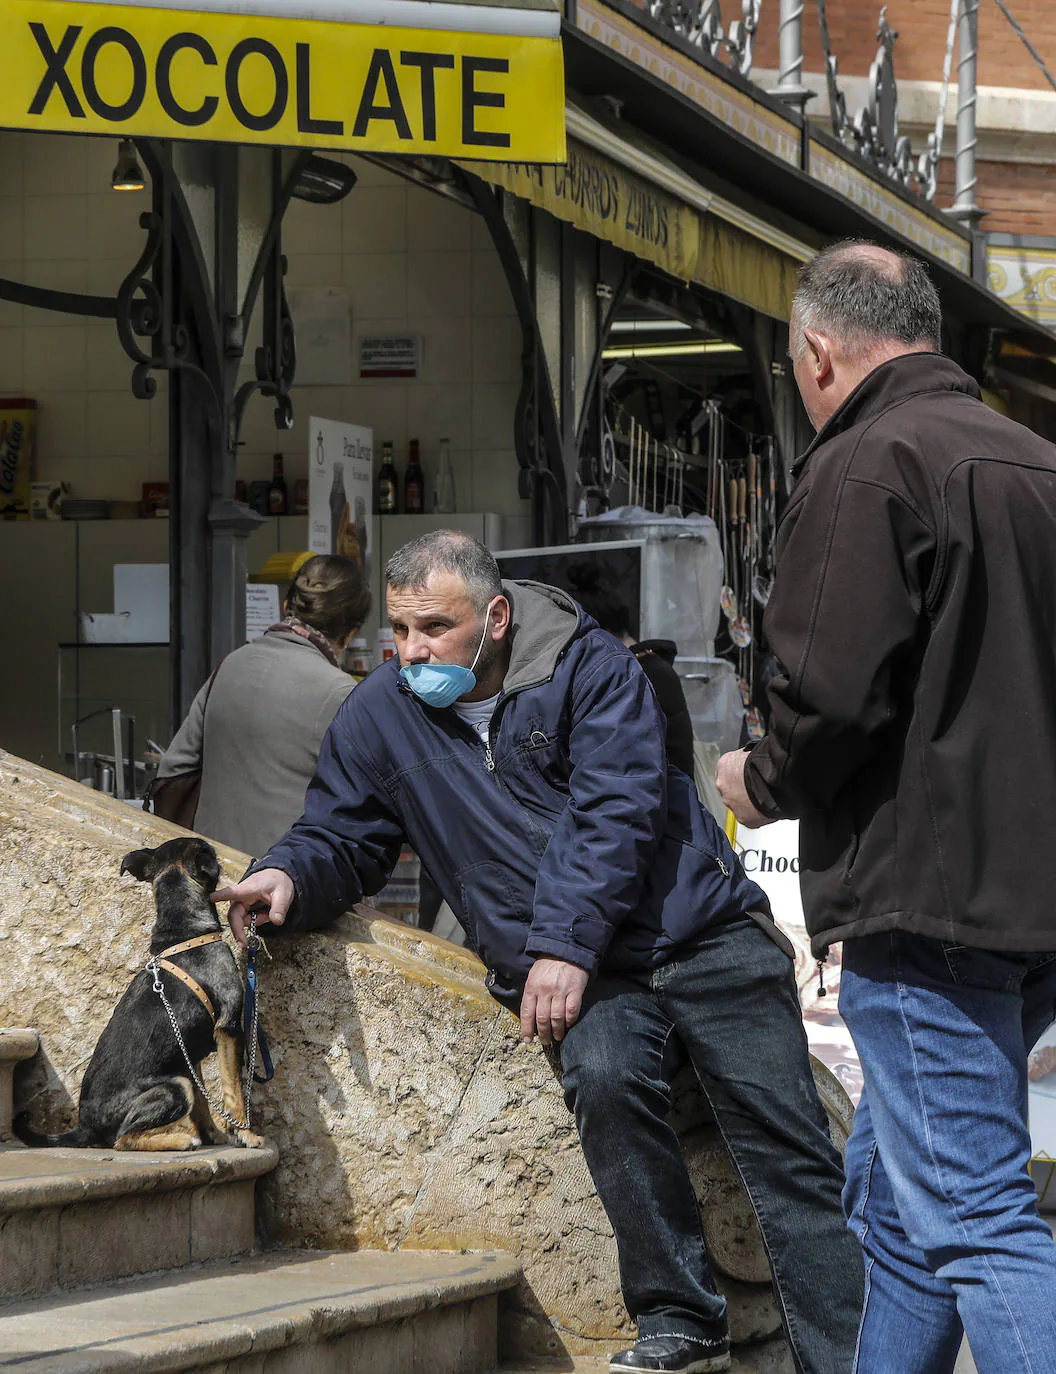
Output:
[231, 255, 297, 449]
[649, 0, 762, 76]
[816, 3, 927, 196]
[115, 204, 223, 429]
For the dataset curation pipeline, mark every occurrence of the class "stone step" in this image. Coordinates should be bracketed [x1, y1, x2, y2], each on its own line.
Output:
[0, 1247, 520, 1373]
[0, 1030, 39, 1140]
[0, 1142, 278, 1300]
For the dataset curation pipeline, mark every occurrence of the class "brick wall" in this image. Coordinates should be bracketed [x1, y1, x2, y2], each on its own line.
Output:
[753, 0, 1056, 92]
[934, 157, 1056, 235]
[751, 1, 1056, 236]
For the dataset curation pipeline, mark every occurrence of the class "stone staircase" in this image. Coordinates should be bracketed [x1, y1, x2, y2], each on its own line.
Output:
[0, 1029, 520, 1372]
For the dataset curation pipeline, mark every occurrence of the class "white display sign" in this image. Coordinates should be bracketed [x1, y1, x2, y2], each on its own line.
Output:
[246, 584, 281, 642]
[736, 818, 863, 1104]
[309, 417, 373, 586]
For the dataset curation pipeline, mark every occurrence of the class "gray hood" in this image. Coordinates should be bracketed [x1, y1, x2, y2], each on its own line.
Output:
[502, 580, 583, 694]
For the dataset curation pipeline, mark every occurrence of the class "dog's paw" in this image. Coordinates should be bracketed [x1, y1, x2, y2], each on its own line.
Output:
[235, 1129, 266, 1149]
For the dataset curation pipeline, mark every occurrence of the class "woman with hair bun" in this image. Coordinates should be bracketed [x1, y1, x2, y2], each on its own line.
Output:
[153, 554, 371, 856]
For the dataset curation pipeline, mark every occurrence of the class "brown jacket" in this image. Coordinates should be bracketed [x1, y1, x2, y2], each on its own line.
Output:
[745, 353, 1056, 955]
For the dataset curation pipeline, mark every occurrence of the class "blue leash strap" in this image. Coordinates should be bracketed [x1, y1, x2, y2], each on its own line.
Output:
[243, 948, 275, 1083]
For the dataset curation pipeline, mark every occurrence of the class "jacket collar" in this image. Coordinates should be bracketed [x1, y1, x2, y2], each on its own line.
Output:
[793, 352, 982, 474]
[501, 580, 582, 694]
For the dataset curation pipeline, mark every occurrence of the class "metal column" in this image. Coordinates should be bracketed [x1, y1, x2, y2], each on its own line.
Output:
[950, 0, 985, 229]
[769, 0, 813, 112]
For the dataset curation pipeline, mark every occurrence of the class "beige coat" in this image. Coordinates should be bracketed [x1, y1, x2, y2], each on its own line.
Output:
[159, 629, 355, 858]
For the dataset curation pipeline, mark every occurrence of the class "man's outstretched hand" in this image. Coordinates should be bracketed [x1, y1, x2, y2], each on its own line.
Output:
[520, 957, 590, 1046]
[212, 868, 295, 947]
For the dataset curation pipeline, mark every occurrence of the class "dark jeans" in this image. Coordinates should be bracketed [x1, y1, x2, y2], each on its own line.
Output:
[559, 916, 864, 1374]
[840, 932, 1056, 1374]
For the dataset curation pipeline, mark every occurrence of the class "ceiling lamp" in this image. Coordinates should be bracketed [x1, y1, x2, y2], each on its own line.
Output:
[111, 139, 145, 192]
[292, 155, 357, 205]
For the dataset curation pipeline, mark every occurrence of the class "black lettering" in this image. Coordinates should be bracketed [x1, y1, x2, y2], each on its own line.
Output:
[156, 33, 217, 127]
[352, 49, 412, 139]
[791, 857, 800, 873]
[657, 203, 668, 248]
[399, 51, 454, 142]
[296, 43, 342, 135]
[760, 851, 774, 873]
[81, 27, 146, 121]
[225, 37, 288, 132]
[28, 23, 85, 118]
[742, 848, 759, 872]
[461, 55, 509, 148]
[776, 856, 788, 873]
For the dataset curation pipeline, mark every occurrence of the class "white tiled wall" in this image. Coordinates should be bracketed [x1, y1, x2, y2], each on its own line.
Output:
[0, 131, 528, 519]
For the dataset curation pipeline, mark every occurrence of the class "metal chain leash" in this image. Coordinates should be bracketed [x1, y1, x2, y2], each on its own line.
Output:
[146, 912, 262, 1132]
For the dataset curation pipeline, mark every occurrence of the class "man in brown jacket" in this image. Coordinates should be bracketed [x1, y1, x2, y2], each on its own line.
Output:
[719, 242, 1056, 1374]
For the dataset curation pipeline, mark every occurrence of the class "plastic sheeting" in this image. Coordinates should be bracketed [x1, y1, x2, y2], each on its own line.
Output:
[576, 507, 723, 660]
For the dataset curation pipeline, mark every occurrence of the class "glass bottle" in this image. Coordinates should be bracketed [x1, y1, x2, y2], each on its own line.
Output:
[433, 438, 456, 514]
[404, 439, 425, 515]
[377, 442, 398, 514]
[268, 452, 288, 516]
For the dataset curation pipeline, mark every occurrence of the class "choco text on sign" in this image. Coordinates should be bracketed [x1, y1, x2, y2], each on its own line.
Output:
[6, 0, 566, 161]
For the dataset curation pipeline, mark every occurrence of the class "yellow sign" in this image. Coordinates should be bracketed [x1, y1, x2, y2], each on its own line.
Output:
[478, 146, 700, 282]
[473, 140, 800, 321]
[0, 0, 566, 161]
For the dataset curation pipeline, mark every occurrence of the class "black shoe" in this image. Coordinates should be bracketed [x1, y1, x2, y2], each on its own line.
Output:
[609, 1332, 732, 1373]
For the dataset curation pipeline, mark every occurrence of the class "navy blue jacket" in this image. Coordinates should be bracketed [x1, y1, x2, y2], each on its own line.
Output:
[254, 580, 771, 1010]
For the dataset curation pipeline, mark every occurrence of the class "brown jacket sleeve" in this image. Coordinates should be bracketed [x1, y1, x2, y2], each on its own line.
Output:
[744, 456, 936, 819]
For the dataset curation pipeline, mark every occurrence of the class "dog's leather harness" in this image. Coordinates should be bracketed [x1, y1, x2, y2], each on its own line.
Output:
[154, 931, 224, 1026]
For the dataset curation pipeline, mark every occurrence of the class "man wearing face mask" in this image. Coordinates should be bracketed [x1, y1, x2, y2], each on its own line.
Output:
[214, 530, 863, 1374]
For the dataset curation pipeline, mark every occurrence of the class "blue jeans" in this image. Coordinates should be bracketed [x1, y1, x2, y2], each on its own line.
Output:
[840, 931, 1056, 1374]
[559, 916, 864, 1374]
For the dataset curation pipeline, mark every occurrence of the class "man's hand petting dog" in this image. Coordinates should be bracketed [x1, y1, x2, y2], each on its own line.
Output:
[213, 868, 294, 946]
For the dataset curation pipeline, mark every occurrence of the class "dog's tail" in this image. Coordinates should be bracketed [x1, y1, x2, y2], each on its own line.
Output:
[12, 1111, 94, 1148]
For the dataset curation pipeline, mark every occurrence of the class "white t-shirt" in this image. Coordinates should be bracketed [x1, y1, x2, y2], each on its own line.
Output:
[451, 691, 501, 746]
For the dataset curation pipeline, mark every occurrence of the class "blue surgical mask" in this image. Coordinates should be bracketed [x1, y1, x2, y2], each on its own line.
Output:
[400, 601, 496, 708]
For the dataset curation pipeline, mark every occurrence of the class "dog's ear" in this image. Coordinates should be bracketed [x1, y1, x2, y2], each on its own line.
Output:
[194, 846, 221, 893]
[120, 848, 157, 882]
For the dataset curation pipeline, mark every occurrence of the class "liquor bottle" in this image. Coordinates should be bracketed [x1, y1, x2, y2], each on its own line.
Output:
[377, 442, 398, 514]
[403, 439, 425, 515]
[268, 453, 288, 515]
[433, 438, 456, 514]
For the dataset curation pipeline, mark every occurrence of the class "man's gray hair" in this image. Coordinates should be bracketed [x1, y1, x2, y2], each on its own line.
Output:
[385, 530, 503, 613]
[793, 240, 942, 358]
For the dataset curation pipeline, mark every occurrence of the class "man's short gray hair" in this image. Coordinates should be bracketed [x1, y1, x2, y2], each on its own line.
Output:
[385, 530, 503, 613]
[793, 240, 942, 358]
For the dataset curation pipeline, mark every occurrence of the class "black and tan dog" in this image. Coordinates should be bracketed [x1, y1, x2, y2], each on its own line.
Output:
[15, 837, 263, 1151]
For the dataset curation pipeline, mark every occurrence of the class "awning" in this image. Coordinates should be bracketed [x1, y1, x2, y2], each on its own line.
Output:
[1, 0, 566, 160]
[470, 106, 808, 321]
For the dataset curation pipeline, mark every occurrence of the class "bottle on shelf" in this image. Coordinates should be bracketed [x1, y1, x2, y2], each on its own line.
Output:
[268, 452, 288, 515]
[377, 441, 398, 514]
[403, 439, 425, 515]
[433, 438, 456, 514]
